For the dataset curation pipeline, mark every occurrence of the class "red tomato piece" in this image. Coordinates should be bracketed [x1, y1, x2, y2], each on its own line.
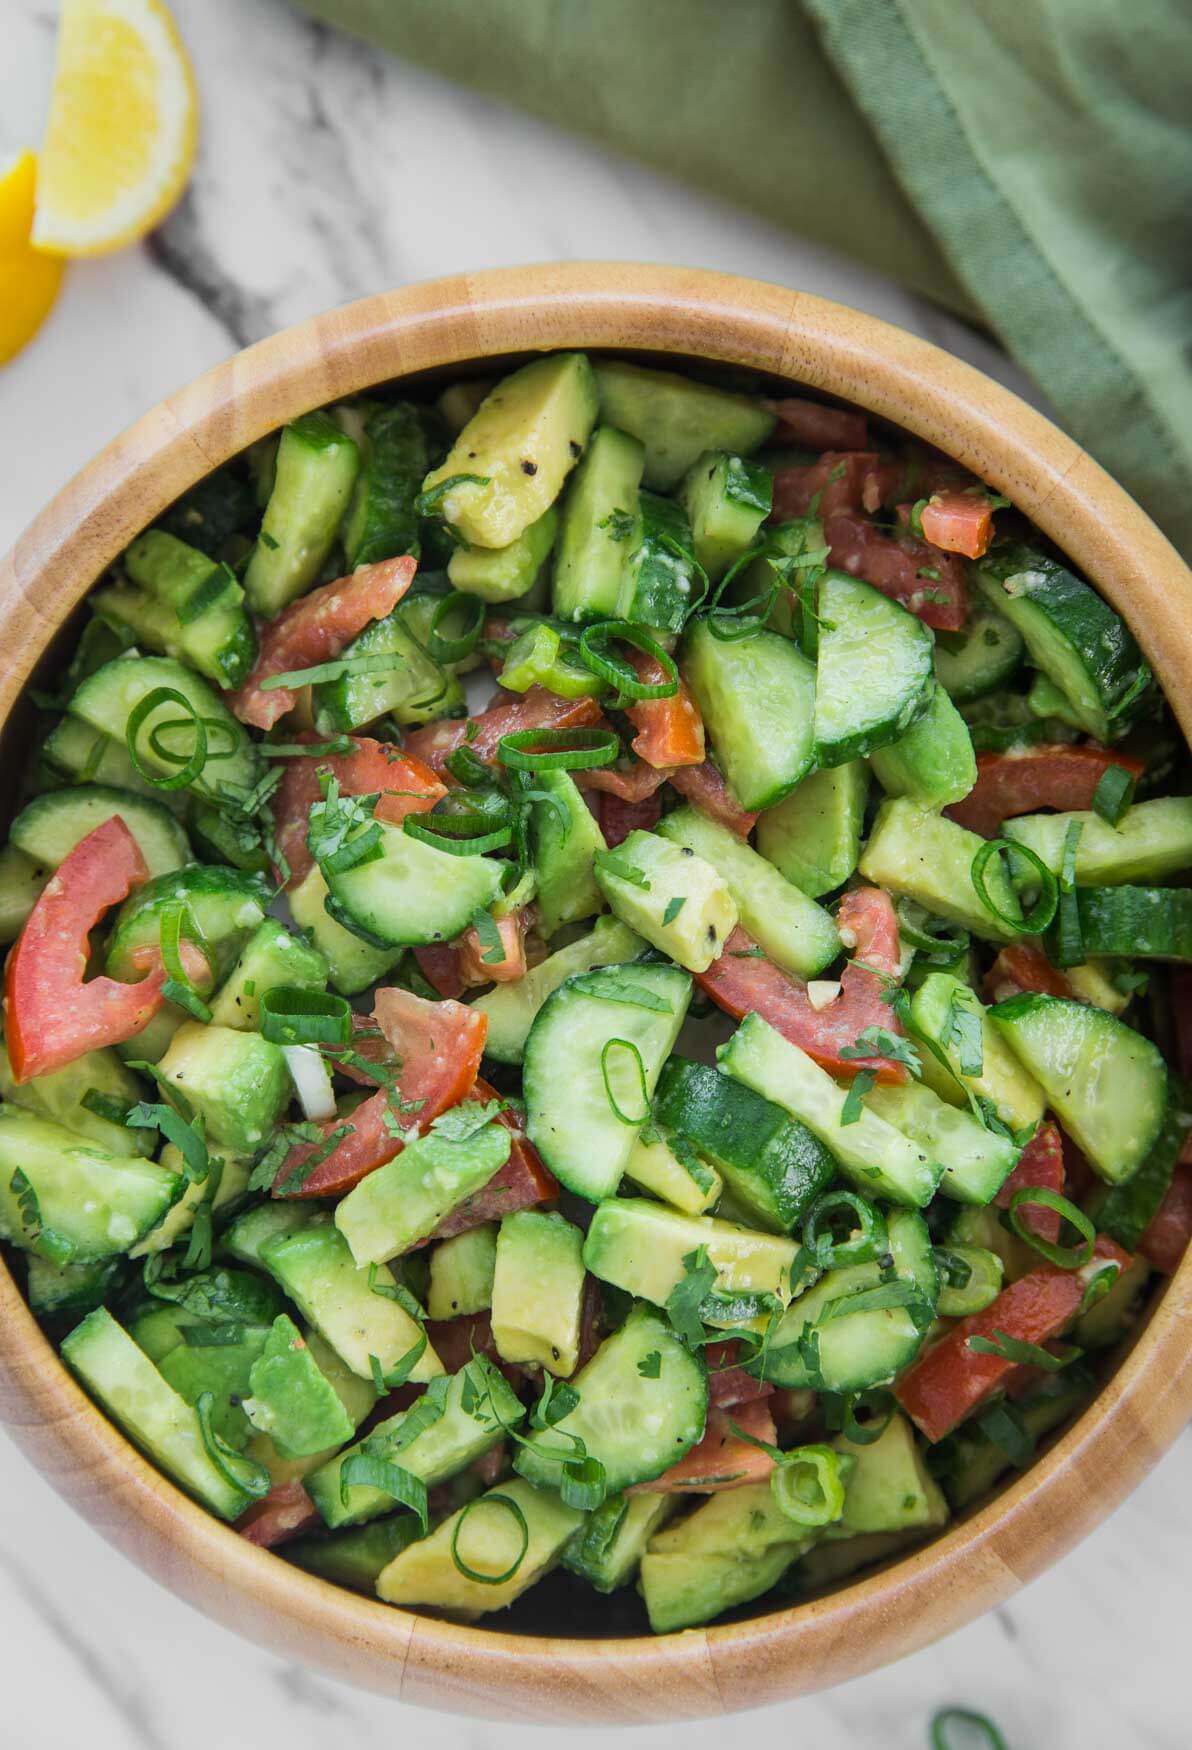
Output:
[599, 787, 663, 847]
[946, 747, 1145, 838]
[667, 760, 759, 837]
[771, 451, 884, 520]
[984, 942, 1073, 1003]
[230, 556, 416, 731]
[627, 1398, 777, 1495]
[423, 1081, 558, 1244]
[1140, 1164, 1192, 1275]
[919, 491, 996, 561]
[705, 1338, 774, 1409]
[4, 817, 169, 1082]
[238, 1479, 320, 1548]
[272, 733, 445, 885]
[995, 1120, 1064, 1244]
[625, 650, 705, 769]
[578, 761, 673, 802]
[411, 943, 467, 1000]
[895, 1234, 1131, 1442]
[403, 687, 606, 776]
[455, 908, 531, 987]
[273, 987, 486, 1198]
[823, 510, 968, 631]
[766, 397, 869, 452]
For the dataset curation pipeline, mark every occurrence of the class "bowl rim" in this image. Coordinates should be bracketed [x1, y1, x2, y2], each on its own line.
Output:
[2, 262, 1191, 1723]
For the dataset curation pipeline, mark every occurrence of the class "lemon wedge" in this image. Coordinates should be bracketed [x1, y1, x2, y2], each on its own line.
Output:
[0, 152, 67, 365]
[32, 0, 198, 257]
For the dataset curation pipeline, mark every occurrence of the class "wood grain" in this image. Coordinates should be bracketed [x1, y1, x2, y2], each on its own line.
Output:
[2, 263, 1191, 1722]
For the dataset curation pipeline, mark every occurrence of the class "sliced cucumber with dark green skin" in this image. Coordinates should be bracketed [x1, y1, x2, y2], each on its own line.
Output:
[868, 681, 976, 808]
[321, 819, 504, 949]
[523, 961, 691, 1201]
[1004, 798, 1192, 886]
[1096, 1090, 1192, 1251]
[40, 715, 186, 813]
[1062, 885, 1192, 960]
[681, 617, 815, 811]
[974, 544, 1152, 740]
[10, 785, 190, 878]
[755, 762, 869, 899]
[514, 1306, 708, 1494]
[244, 412, 360, 616]
[814, 570, 933, 766]
[991, 992, 1167, 1184]
[0, 844, 49, 944]
[105, 865, 271, 986]
[471, 916, 645, 1065]
[552, 425, 644, 622]
[310, 604, 456, 734]
[119, 528, 256, 688]
[677, 450, 772, 581]
[933, 606, 1025, 703]
[287, 864, 404, 996]
[0, 1036, 152, 1157]
[341, 401, 427, 568]
[530, 768, 606, 938]
[68, 655, 263, 803]
[592, 360, 775, 491]
[617, 492, 701, 633]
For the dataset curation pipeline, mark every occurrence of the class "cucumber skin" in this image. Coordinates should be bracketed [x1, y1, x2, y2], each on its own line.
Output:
[9, 784, 191, 879]
[934, 606, 1024, 704]
[1069, 886, 1192, 960]
[472, 917, 645, 1065]
[681, 618, 816, 812]
[814, 572, 934, 768]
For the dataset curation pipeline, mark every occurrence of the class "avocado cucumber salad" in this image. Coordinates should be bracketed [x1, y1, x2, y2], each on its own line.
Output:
[3, 352, 1189, 1637]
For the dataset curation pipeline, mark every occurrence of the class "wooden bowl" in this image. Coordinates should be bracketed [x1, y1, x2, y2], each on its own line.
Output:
[2, 263, 1191, 1723]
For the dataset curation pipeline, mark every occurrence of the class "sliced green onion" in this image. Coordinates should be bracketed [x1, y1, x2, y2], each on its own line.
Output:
[966, 1328, 1082, 1371]
[148, 716, 238, 766]
[158, 899, 212, 1023]
[930, 1708, 1009, 1750]
[559, 1454, 608, 1511]
[264, 737, 355, 759]
[427, 591, 485, 663]
[322, 821, 385, 876]
[449, 1491, 529, 1586]
[126, 686, 210, 790]
[338, 1451, 428, 1532]
[176, 563, 236, 625]
[770, 1444, 847, 1527]
[822, 1388, 897, 1448]
[260, 986, 352, 1047]
[971, 838, 1057, 935]
[495, 726, 619, 772]
[577, 622, 678, 699]
[1091, 763, 1136, 826]
[600, 1037, 649, 1125]
[804, 1190, 888, 1269]
[1007, 1185, 1096, 1268]
[195, 1391, 271, 1500]
[1050, 818, 1085, 968]
[443, 744, 493, 788]
[403, 814, 513, 856]
[975, 1400, 1034, 1468]
[258, 651, 404, 692]
[415, 473, 491, 518]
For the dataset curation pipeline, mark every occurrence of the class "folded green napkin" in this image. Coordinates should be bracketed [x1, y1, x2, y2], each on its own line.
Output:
[291, 0, 1192, 558]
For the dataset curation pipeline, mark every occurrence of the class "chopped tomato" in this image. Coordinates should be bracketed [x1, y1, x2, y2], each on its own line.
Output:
[455, 908, 531, 986]
[995, 1121, 1063, 1244]
[946, 747, 1145, 838]
[1140, 1165, 1192, 1275]
[896, 1233, 1131, 1442]
[765, 397, 869, 452]
[705, 1339, 774, 1409]
[697, 892, 909, 1084]
[598, 787, 663, 846]
[471, 1441, 509, 1489]
[668, 760, 759, 836]
[627, 1399, 777, 1494]
[272, 733, 445, 885]
[5, 817, 170, 1082]
[328, 1010, 401, 1084]
[625, 651, 705, 769]
[984, 942, 1073, 1003]
[823, 510, 968, 631]
[578, 760, 673, 802]
[411, 943, 467, 1000]
[1060, 1131, 1095, 1204]
[230, 555, 416, 731]
[771, 451, 883, 520]
[238, 1480, 319, 1547]
[918, 491, 996, 561]
[273, 987, 486, 1198]
[423, 1311, 529, 1390]
[403, 687, 605, 776]
[423, 1080, 558, 1243]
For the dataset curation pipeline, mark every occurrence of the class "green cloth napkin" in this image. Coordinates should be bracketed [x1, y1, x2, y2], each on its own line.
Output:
[291, 0, 1192, 557]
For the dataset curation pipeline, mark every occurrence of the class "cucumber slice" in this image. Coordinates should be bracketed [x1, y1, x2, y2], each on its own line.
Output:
[974, 544, 1151, 740]
[934, 606, 1025, 703]
[244, 412, 360, 616]
[530, 768, 606, 939]
[617, 492, 701, 634]
[105, 865, 271, 986]
[718, 1012, 942, 1207]
[448, 506, 558, 604]
[562, 1493, 676, 1594]
[471, 916, 646, 1065]
[62, 1309, 257, 1520]
[592, 361, 775, 491]
[26, 1254, 123, 1316]
[583, 1198, 799, 1307]
[41, 715, 186, 812]
[523, 961, 691, 1201]
[120, 528, 256, 689]
[0, 845, 49, 944]
[321, 819, 503, 949]
[868, 682, 977, 808]
[68, 655, 263, 802]
[422, 353, 599, 549]
[311, 603, 455, 734]
[514, 1306, 708, 1493]
[552, 425, 644, 622]
[677, 450, 771, 581]
[1003, 798, 1192, 886]
[909, 972, 1045, 1134]
[594, 830, 738, 973]
[0, 1105, 182, 1260]
[341, 401, 427, 569]
[287, 864, 404, 997]
[755, 762, 869, 900]
[864, 1078, 1018, 1205]
[657, 804, 840, 977]
[991, 993, 1167, 1183]
[0, 1036, 152, 1157]
[859, 799, 1022, 943]
[681, 617, 815, 811]
[814, 571, 933, 766]
[10, 784, 190, 878]
[1066, 886, 1192, 961]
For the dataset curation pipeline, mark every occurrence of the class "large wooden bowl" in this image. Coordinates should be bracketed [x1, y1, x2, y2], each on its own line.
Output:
[2, 264, 1191, 1723]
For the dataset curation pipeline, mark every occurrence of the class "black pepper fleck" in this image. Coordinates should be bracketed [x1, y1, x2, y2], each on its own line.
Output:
[521, 459, 538, 476]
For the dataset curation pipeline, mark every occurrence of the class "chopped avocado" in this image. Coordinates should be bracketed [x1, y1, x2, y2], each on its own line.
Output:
[130, 1145, 251, 1259]
[639, 1480, 812, 1633]
[910, 972, 1045, 1132]
[421, 353, 598, 549]
[834, 1411, 949, 1534]
[868, 681, 977, 807]
[594, 829, 738, 973]
[562, 1493, 678, 1593]
[288, 1517, 422, 1594]
[592, 361, 775, 491]
[798, 1526, 929, 1587]
[244, 412, 360, 616]
[755, 762, 869, 899]
[859, 798, 1022, 942]
[335, 1121, 511, 1266]
[220, 1200, 311, 1268]
[157, 1324, 272, 1451]
[491, 1210, 587, 1376]
[583, 1197, 799, 1308]
[209, 919, 329, 1031]
[0, 1037, 151, 1157]
[623, 1129, 722, 1216]
[530, 768, 607, 938]
[427, 1223, 498, 1320]
[552, 424, 644, 621]
[157, 1022, 290, 1154]
[242, 1314, 355, 1457]
[448, 505, 559, 604]
[677, 450, 772, 580]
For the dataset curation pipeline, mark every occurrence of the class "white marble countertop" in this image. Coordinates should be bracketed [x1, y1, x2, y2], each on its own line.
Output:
[2, 3, 1188, 1745]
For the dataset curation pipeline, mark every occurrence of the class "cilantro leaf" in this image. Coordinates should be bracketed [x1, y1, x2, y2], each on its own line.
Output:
[637, 1351, 662, 1379]
[666, 1246, 718, 1346]
[839, 1026, 922, 1076]
[840, 1068, 878, 1125]
[430, 1099, 509, 1143]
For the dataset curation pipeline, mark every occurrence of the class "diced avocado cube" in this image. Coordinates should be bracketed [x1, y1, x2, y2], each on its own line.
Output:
[756, 762, 869, 899]
[834, 1411, 949, 1535]
[859, 798, 1022, 942]
[131, 1145, 251, 1259]
[623, 1130, 722, 1217]
[427, 1223, 498, 1321]
[491, 1210, 586, 1377]
[594, 830, 738, 973]
[582, 1198, 798, 1309]
[157, 1022, 290, 1154]
[158, 1325, 272, 1452]
[869, 681, 977, 808]
[242, 1314, 355, 1457]
[209, 919, 329, 1031]
[448, 505, 558, 603]
[639, 1480, 811, 1633]
[335, 1123, 511, 1266]
[288, 1518, 423, 1594]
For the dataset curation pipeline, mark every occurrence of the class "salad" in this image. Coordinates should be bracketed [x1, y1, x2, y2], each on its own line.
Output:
[2, 349, 1188, 1636]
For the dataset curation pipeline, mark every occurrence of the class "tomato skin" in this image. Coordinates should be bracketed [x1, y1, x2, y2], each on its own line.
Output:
[895, 1233, 1131, 1442]
[771, 451, 884, 520]
[424, 1112, 558, 1245]
[704, 1338, 774, 1409]
[1140, 1164, 1192, 1275]
[230, 555, 417, 731]
[946, 746, 1145, 838]
[627, 1398, 777, 1495]
[404, 687, 605, 776]
[995, 1120, 1064, 1244]
[766, 397, 869, 452]
[455, 908, 531, 986]
[272, 733, 445, 885]
[237, 1479, 320, 1547]
[273, 987, 486, 1198]
[668, 760, 759, 836]
[985, 942, 1073, 1003]
[919, 491, 995, 560]
[598, 787, 663, 846]
[823, 509, 968, 631]
[625, 651, 705, 769]
[578, 760, 672, 802]
[411, 943, 467, 1000]
[5, 816, 167, 1082]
